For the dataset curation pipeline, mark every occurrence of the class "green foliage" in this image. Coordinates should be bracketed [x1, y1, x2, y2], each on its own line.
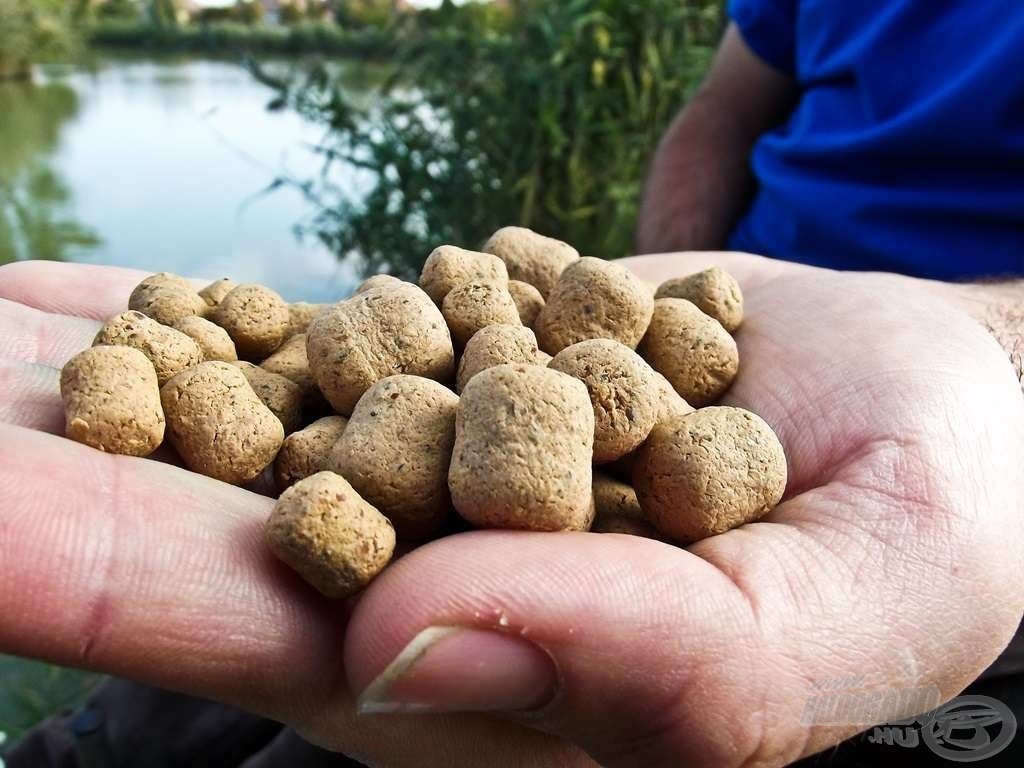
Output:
[146, 0, 178, 28]
[234, 0, 264, 25]
[269, 0, 723, 278]
[279, 2, 304, 25]
[89, 19, 394, 56]
[0, 656, 100, 743]
[0, 0, 77, 78]
[97, 0, 142, 21]
[333, 0, 400, 30]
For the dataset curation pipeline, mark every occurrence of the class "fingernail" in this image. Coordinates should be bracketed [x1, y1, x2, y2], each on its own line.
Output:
[357, 626, 557, 715]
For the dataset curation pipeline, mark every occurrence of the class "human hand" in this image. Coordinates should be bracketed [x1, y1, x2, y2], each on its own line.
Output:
[1, 256, 1021, 767]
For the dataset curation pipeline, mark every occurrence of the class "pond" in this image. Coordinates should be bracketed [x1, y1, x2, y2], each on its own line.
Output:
[0, 53, 378, 302]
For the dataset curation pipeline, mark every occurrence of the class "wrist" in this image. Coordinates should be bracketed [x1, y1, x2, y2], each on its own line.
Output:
[956, 282, 1023, 388]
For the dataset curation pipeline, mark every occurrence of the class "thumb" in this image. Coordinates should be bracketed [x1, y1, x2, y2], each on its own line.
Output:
[343, 530, 802, 767]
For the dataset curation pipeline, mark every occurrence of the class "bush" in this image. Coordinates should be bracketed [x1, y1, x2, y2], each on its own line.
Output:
[269, 0, 724, 278]
[96, 0, 141, 21]
[0, 0, 76, 78]
[88, 19, 394, 57]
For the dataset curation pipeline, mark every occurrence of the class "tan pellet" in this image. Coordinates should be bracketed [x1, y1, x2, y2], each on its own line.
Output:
[638, 298, 739, 407]
[306, 283, 455, 415]
[535, 257, 654, 354]
[482, 227, 579, 298]
[449, 364, 594, 531]
[265, 471, 395, 599]
[633, 407, 786, 543]
[60, 345, 165, 457]
[161, 361, 284, 485]
[331, 375, 459, 540]
[94, 310, 203, 386]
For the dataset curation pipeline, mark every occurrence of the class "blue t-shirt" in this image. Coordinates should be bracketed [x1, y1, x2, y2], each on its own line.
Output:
[727, 0, 1024, 280]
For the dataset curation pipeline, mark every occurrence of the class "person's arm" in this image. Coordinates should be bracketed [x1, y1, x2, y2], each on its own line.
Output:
[636, 24, 798, 254]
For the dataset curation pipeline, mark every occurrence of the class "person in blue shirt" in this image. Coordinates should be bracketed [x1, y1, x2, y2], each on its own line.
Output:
[638, 0, 1024, 281]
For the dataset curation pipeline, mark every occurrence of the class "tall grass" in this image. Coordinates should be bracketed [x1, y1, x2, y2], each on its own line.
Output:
[267, 0, 724, 278]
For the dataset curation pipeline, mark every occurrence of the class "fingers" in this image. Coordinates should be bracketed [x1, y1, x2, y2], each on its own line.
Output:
[0, 298, 101, 368]
[0, 423, 591, 767]
[0, 261, 211, 321]
[0, 359, 63, 433]
[344, 531, 795, 767]
[0, 261, 155, 320]
[0, 423, 340, 720]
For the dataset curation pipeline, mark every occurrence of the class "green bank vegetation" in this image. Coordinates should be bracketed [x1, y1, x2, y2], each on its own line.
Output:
[0, 0, 77, 79]
[266, 0, 724, 278]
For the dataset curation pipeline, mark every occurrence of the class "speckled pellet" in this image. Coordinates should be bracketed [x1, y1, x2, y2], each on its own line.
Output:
[173, 315, 238, 362]
[231, 361, 303, 434]
[548, 339, 659, 464]
[265, 471, 395, 599]
[330, 375, 458, 540]
[441, 280, 522, 348]
[198, 278, 237, 309]
[260, 333, 326, 412]
[274, 415, 349, 492]
[507, 280, 545, 328]
[419, 245, 509, 305]
[355, 274, 406, 294]
[128, 272, 208, 326]
[654, 267, 744, 332]
[634, 407, 787, 543]
[306, 283, 455, 415]
[60, 345, 165, 457]
[449, 364, 594, 531]
[591, 472, 662, 539]
[651, 369, 696, 423]
[288, 302, 331, 336]
[605, 370, 696, 480]
[456, 325, 539, 393]
[161, 361, 284, 485]
[481, 227, 579, 298]
[535, 257, 654, 354]
[211, 283, 291, 360]
[638, 298, 739, 407]
[93, 310, 203, 386]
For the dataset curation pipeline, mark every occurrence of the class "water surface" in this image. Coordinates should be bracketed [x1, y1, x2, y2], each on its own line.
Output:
[0, 54, 376, 301]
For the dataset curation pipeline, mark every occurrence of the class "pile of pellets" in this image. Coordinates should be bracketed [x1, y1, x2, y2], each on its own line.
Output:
[60, 227, 787, 599]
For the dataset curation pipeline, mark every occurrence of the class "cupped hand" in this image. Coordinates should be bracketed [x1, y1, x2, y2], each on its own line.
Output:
[1, 256, 1021, 768]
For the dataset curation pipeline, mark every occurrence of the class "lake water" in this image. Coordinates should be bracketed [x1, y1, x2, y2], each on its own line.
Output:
[0, 54, 376, 302]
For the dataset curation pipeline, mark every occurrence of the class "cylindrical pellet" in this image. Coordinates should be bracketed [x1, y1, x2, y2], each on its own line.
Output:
[60, 345, 165, 457]
[94, 310, 203, 386]
[449, 364, 594, 531]
[331, 375, 459, 540]
[638, 298, 739, 407]
[633, 407, 787, 543]
[265, 471, 395, 599]
[535, 257, 654, 354]
[161, 361, 284, 485]
[306, 283, 455, 415]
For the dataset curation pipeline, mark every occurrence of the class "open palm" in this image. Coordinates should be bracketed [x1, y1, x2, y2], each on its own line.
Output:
[1, 256, 1021, 767]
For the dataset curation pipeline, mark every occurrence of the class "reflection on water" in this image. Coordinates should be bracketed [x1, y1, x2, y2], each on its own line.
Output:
[0, 81, 100, 263]
[0, 55, 377, 302]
